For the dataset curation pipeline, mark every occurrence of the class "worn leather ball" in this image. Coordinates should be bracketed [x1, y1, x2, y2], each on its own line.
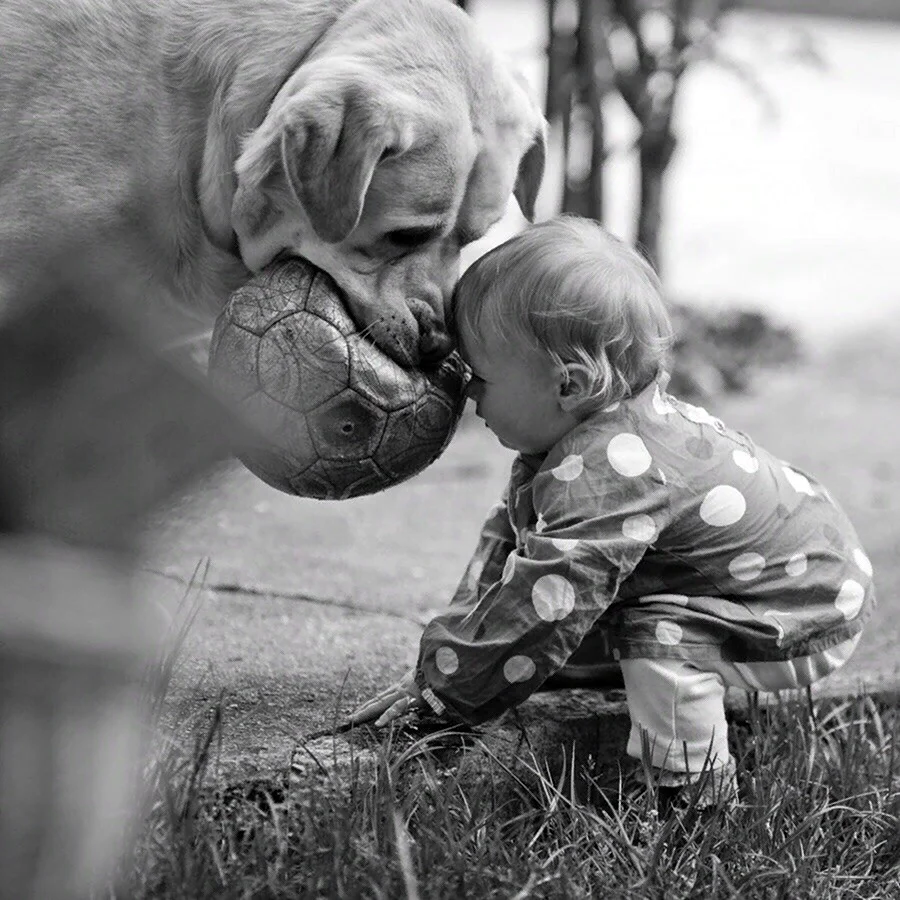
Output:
[208, 259, 467, 500]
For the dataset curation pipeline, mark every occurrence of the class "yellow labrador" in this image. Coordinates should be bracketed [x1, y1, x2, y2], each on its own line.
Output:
[0, 2, 546, 895]
[0, 0, 545, 364]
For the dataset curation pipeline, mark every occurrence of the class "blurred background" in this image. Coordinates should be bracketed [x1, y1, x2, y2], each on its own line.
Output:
[462, 0, 899, 339]
[455, 0, 900, 394]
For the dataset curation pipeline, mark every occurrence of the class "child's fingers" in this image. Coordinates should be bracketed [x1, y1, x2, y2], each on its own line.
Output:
[354, 688, 393, 713]
[367, 676, 410, 706]
[348, 696, 393, 725]
[374, 695, 417, 727]
[349, 685, 410, 725]
[348, 670, 420, 726]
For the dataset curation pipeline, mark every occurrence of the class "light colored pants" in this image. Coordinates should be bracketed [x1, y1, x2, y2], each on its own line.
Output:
[620, 633, 862, 774]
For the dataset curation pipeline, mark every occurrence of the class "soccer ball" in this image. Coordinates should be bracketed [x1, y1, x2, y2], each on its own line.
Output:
[207, 259, 468, 500]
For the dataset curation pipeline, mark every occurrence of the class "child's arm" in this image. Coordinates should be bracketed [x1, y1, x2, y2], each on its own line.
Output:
[413, 452, 670, 724]
[349, 492, 516, 727]
[447, 493, 518, 613]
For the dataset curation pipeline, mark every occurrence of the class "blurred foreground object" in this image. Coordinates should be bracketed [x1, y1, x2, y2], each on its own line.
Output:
[208, 259, 468, 500]
[0, 260, 243, 899]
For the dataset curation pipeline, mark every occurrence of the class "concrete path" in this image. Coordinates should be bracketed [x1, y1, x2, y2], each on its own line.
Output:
[139, 8, 900, 780]
[138, 424, 515, 778]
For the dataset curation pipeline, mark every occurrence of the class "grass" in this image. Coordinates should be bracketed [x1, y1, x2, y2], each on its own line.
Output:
[105, 590, 900, 900]
[107, 695, 900, 898]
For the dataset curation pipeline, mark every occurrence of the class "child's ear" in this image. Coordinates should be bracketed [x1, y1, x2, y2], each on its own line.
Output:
[557, 363, 595, 412]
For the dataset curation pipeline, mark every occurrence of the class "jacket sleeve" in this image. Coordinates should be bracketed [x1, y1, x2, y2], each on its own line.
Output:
[446, 490, 517, 614]
[415, 448, 670, 724]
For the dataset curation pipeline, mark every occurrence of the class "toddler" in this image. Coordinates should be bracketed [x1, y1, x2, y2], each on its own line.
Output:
[352, 216, 875, 795]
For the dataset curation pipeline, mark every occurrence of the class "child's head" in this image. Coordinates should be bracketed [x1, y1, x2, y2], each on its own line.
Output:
[452, 216, 672, 453]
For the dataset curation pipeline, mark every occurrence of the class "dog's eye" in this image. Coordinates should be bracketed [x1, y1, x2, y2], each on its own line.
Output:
[384, 227, 438, 249]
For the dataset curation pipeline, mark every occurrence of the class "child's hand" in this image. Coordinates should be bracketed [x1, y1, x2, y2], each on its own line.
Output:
[349, 668, 424, 728]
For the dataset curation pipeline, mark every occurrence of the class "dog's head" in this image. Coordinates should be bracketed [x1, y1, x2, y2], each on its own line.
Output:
[230, 0, 545, 366]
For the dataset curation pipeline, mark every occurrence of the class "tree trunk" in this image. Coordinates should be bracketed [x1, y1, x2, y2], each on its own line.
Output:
[562, 0, 614, 222]
[609, 0, 686, 271]
[581, 0, 614, 221]
[636, 124, 677, 269]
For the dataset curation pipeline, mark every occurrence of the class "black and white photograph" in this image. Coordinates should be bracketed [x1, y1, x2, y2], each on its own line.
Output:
[1, 0, 898, 896]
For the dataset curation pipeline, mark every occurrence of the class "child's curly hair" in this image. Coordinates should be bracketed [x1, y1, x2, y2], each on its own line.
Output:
[453, 216, 673, 408]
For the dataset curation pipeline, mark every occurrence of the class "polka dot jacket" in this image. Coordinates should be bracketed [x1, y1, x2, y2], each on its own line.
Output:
[415, 375, 876, 724]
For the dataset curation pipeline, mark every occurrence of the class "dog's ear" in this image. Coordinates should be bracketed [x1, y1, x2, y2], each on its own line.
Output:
[236, 81, 415, 246]
[282, 83, 417, 243]
[501, 66, 547, 223]
[513, 124, 547, 223]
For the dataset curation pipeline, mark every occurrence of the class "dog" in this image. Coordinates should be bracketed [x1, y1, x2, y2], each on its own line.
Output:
[0, 1, 545, 895]
[0, 0, 546, 364]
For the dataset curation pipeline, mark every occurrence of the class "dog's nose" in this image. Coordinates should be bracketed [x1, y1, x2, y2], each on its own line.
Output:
[418, 327, 454, 365]
[409, 299, 453, 365]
